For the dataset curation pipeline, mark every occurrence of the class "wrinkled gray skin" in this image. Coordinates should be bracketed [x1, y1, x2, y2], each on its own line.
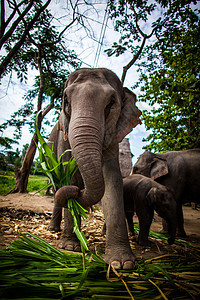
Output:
[132, 150, 200, 237]
[123, 174, 177, 246]
[47, 123, 83, 251]
[51, 68, 141, 269]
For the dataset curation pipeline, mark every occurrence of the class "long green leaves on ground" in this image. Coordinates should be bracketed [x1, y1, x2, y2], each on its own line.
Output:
[0, 232, 200, 299]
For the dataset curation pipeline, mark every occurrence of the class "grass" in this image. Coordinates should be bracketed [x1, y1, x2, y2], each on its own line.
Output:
[0, 232, 200, 299]
[0, 173, 49, 195]
[28, 174, 49, 195]
[0, 174, 16, 194]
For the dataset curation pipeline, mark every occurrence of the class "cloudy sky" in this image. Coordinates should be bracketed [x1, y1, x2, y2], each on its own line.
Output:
[0, 0, 156, 163]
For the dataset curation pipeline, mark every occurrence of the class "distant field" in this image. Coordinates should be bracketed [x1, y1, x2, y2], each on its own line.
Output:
[0, 173, 49, 195]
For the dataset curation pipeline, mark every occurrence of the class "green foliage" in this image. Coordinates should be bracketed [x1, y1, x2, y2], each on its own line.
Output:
[0, 136, 18, 150]
[139, 10, 200, 152]
[27, 175, 49, 195]
[1, 3, 81, 142]
[0, 143, 41, 174]
[107, 0, 200, 152]
[0, 175, 15, 195]
[35, 111, 78, 190]
[106, 0, 158, 67]
[68, 199, 89, 253]
[0, 174, 48, 195]
[0, 232, 200, 299]
[107, 1, 199, 73]
[0, 148, 21, 170]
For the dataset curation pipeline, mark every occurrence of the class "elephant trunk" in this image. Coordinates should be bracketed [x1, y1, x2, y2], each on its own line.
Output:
[55, 116, 105, 209]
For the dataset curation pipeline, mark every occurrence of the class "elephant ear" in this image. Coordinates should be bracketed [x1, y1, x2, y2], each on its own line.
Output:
[150, 156, 169, 180]
[116, 88, 141, 143]
[57, 110, 69, 141]
[146, 187, 157, 206]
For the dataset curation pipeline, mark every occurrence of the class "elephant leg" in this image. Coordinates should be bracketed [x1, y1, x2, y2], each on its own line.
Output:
[48, 205, 62, 232]
[137, 209, 153, 247]
[161, 218, 168, 234]
[58, 208, 81, 251]
[102, 153, 135, 270]
[176, 202, 187, 237]
[125, 212, 135, 236]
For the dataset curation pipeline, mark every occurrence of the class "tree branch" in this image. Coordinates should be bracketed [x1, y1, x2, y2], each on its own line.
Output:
[4, 0, 25, 29]
[0, 0, 34, 49]
[121, 1, 156, 85]
[121, 35, 147, 85]
[0, 0, 51, 78]
[36, 48, 44, 113]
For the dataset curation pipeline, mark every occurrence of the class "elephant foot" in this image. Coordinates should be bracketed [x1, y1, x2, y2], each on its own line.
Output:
[58, 235, 81, 252]
[138, 239, 152, 247]
[104, 248, 136, 270]
[168, 236, 175, 245]
[176, 230, 187, 238]
[128, 230, 135, 237]
[111, 260, 135, 270]
[48, 223, 61, 232]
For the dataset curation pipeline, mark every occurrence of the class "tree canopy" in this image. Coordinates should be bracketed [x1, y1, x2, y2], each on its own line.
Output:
[0, 0, 81, 147]
[107, 0, 200, 152]
[140, 22, 200, 152]
[0, 0, 83, 192]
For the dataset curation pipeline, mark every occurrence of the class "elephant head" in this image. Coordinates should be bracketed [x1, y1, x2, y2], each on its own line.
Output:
[55, 68, 141, 208]
[146, 186, 177, 244]
[132, 151, 168, 180]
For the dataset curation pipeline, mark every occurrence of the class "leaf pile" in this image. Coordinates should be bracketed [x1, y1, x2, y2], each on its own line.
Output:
[0, 232, 200, 299]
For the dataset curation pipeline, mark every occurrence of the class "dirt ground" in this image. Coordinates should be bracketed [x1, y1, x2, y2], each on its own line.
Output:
[0, 192, 200, 260]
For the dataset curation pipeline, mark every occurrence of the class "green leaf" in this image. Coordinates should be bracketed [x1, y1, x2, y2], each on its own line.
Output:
[74, 227, 88, 251]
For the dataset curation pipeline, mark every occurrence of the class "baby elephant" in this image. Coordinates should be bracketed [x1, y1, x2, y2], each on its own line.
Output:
[124, 174, 177, 246]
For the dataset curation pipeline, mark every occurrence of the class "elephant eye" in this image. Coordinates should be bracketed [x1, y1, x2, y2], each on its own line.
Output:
[64, 94, 71, 115]
[105, 96, 115, 118]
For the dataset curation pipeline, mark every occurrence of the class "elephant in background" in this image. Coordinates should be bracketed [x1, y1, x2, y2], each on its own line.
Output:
[132, 149, 200, 237]
[123, 174, 177, 246]
[50, 68, 141, 269]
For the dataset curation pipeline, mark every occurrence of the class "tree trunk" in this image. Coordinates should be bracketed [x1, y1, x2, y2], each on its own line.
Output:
[0, 0, 5, 39]
[10, 101, 53, 194]
[9, 45, 54, 194]
[11, 133, 38, 193]
[0, 0, 51, 77]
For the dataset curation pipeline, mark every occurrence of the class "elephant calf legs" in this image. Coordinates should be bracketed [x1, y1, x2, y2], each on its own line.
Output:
[125, 211, 135, 236]
[137, 210, 153, 247]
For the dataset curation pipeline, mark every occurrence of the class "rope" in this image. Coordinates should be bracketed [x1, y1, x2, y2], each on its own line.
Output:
[93, 2, 109, 68]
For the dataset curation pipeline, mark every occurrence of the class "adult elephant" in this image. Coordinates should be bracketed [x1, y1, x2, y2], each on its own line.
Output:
[132, 149, 200, 237]
[53, 68, 141, 269]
